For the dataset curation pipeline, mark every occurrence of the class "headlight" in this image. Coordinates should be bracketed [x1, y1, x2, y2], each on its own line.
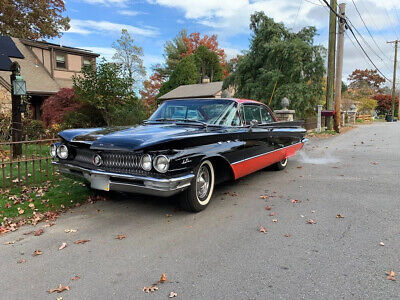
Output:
[57, 144, 69, 159]
[153, 155, 169, 173]
[50, 144, 57, 158]
[141, 154, 152, 171]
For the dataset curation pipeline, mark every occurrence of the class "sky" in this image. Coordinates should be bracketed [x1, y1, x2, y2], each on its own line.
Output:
[57, 0, 400, 86]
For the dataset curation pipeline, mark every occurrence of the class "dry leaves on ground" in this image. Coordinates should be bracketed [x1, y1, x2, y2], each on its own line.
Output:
[259, 226, 267, 234]
[59, 242, 67, 250]
[284, 234, 291, 238]
[379, 242, 385, 246]
[75, 239, 90, 244]
[269, 212, 275, 216]
[169, 291, 178, 298]
[49, 284, 70, 294]
[306, 219, 316, 224]
[33, 250, 43, 256]
[386, 271, 396, 281]
[291, 199, 301, 204]
[34, 228, 44, 236]
[143, 285, 158, 293]
[260, 195, 269, 200]
[17, 258, 26, 264]
[64, 229, 77, 233]
[297, 166, 303, 169]
[265, 205, 271, 210]
[272, 219, 278, 223]
[71, 276, 80, 281]
[224, 191, 237, 197]
[116, 234, 126, 240]
[336, 214, 344, 219]
[159, 273, 167, 283]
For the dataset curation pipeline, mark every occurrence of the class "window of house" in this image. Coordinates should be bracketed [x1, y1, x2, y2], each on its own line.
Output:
[82, 57, 92, 68]
[55, 53, 66, 69]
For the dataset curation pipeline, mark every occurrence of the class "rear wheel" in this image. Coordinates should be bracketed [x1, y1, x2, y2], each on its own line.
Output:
[272, 158, 288, 170]
[179, 160, 215, 212]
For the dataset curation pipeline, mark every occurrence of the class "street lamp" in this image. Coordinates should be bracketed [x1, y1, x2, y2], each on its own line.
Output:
[12, 74, 26, 96]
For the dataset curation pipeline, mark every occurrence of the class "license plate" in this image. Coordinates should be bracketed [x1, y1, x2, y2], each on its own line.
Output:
[91, 174, 110, 191]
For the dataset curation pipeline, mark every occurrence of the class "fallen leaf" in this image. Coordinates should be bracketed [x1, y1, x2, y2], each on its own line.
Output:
[259, 226, 267, 234]
[28, 203, 35, 209]
[284, 234, 291, 237]
[265, 206, 271, 210]
[4, 240, 15, 245]
[64, 229, 77, 233]
[18, 208, 24, 215]
[59, 242, 67, 250]
[386, 270, 396, 281]
[17, 258, 26, 264]
[71, 276, 80, 281]
[380, 242, 385, 246]
[49, 284, 70, 294]
[306, 219, 316, 224]
[33, 250, 43, 256]
[34, 228, 44, 236]
[116, 234, 126, 240]
[336, 214, 344, 219]
[143, 285, 158, 293]
[75, 239, 90, 244]
[260, 195, 269, 200]
[291, 199, 301, 203]
[159, 273, 167, 283]
[272, 219, 278, 223]
[169, 291, 178, 298]
[269, 212, 275, 216]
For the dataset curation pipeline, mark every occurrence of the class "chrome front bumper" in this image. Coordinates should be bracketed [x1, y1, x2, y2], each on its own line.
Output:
[53, 161, 194, 197]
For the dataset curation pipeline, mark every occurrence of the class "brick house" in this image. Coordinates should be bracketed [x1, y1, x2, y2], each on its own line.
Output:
[0, 37, 99, 119]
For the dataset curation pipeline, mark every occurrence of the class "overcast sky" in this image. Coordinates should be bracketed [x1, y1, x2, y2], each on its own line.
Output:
[59, 0, 400, 86]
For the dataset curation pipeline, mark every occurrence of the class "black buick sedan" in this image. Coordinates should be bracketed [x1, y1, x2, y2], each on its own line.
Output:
[51, 98, 307, 212]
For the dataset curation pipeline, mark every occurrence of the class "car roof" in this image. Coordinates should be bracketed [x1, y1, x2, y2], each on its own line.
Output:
[165, 98, 265, 105]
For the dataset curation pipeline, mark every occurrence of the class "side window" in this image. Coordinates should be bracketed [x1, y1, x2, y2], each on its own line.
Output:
[261, 106, 274, 123]
[243, 105, 261, 125]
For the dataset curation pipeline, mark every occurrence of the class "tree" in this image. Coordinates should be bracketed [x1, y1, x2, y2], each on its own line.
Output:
[41, 88, 80, 127]
[158, 55, 198, 97]
[194, 45, 223, 82]
[346, 87, 377, 114]
[0, 0, 70, 39]
[158, 29, 188, 77]
[348, 69, 385, 93]
[224, 12, 325, 118]
[140, 70, 165, 111]
[112, 29, 146, 88]
[372, 94, 399, 115]
[72, 59, 134, 126]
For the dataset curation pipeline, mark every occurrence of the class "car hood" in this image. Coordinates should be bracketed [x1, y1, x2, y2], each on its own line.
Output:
[59, 123, 217, 151]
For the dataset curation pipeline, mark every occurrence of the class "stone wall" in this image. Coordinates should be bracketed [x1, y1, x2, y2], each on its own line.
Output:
[0, 84, 11, 115]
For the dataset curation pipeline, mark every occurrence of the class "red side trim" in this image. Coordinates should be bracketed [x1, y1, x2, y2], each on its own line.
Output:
[231, 143, 303, 179]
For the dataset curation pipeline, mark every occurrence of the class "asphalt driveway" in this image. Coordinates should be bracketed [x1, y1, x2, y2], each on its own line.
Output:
[1, 122, 400, 299]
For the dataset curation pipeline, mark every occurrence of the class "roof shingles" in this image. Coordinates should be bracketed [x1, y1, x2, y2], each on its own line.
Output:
[158, 81, 223, 100]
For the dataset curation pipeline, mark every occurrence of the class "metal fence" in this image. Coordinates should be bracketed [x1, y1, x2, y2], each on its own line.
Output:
[0, 136, 58, 189]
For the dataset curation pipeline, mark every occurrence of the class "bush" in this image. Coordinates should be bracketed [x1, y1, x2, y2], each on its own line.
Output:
[41, 88, 81, 127]
[62, 104, 105, 129]
[0, 113, 11, 141]
[23, 119, 45, 139]
[109, 97, 147, 126]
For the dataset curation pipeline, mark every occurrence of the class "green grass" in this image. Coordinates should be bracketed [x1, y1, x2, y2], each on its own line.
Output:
[0, 175, 93, 220]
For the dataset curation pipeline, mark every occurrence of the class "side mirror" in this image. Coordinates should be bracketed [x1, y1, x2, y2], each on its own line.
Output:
[249, 119, 259, 128]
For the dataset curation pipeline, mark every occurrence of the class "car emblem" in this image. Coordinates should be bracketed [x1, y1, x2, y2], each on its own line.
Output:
[181, 158, 191, 165]
[93, 154, 102, 166]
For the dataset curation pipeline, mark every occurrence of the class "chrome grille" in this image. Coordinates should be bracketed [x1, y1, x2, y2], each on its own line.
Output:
[72, 148, 143, 173]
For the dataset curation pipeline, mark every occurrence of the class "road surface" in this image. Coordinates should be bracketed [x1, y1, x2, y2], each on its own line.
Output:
[1, 122, 400, 299]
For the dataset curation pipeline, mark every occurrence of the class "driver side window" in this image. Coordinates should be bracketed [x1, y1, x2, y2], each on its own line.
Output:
[260, 106, 274, 123]
[243, 105, 261, 125]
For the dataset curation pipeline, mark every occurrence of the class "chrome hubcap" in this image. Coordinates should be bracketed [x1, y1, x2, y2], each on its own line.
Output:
[196, 165, 210, 199]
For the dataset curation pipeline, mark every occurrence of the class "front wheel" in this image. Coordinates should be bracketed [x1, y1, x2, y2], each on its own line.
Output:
[179, 160, 215, 212]
[272, 158, 288, 170]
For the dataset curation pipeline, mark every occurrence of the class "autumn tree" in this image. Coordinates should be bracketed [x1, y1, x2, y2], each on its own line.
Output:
[140, 71, 165, 111]
[0, 0, 70, 39]
[224, 12, 325, 118]
[372, 94, 399, 115]
[348, 69, 386, 93]
[112, 29, 146, 89]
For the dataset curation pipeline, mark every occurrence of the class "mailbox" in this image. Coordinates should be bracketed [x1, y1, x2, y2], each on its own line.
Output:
[321, 110, 335, 117]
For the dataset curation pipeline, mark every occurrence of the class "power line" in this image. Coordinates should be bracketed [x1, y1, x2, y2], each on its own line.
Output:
[350, 0, 390, 61]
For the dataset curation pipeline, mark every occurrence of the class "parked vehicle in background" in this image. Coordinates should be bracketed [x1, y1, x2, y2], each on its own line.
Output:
[51, 98, 307, 212]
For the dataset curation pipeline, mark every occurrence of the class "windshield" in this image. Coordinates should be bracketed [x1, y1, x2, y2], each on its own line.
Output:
[149, 99, 241, 126]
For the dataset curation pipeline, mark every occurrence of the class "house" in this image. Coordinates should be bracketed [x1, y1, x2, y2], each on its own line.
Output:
[0, 36, 99, 119]
[158, 78, 233, 101]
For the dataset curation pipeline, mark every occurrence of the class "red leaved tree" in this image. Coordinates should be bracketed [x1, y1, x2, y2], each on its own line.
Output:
[372, 94, 399, 115]
[181, 32, 229, 77]
[139, 71, 165, 112]
[41, 88, 81, 127]
[348, 69, 386, 93]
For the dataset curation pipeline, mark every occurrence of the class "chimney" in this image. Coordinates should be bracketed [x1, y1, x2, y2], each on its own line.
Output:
[202, 75, 210, 84]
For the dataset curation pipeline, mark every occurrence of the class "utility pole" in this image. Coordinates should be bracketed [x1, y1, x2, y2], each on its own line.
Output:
[326, 0, 337, 130]
[387, 40, 399, 120]
[334, 3, 345, 133]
